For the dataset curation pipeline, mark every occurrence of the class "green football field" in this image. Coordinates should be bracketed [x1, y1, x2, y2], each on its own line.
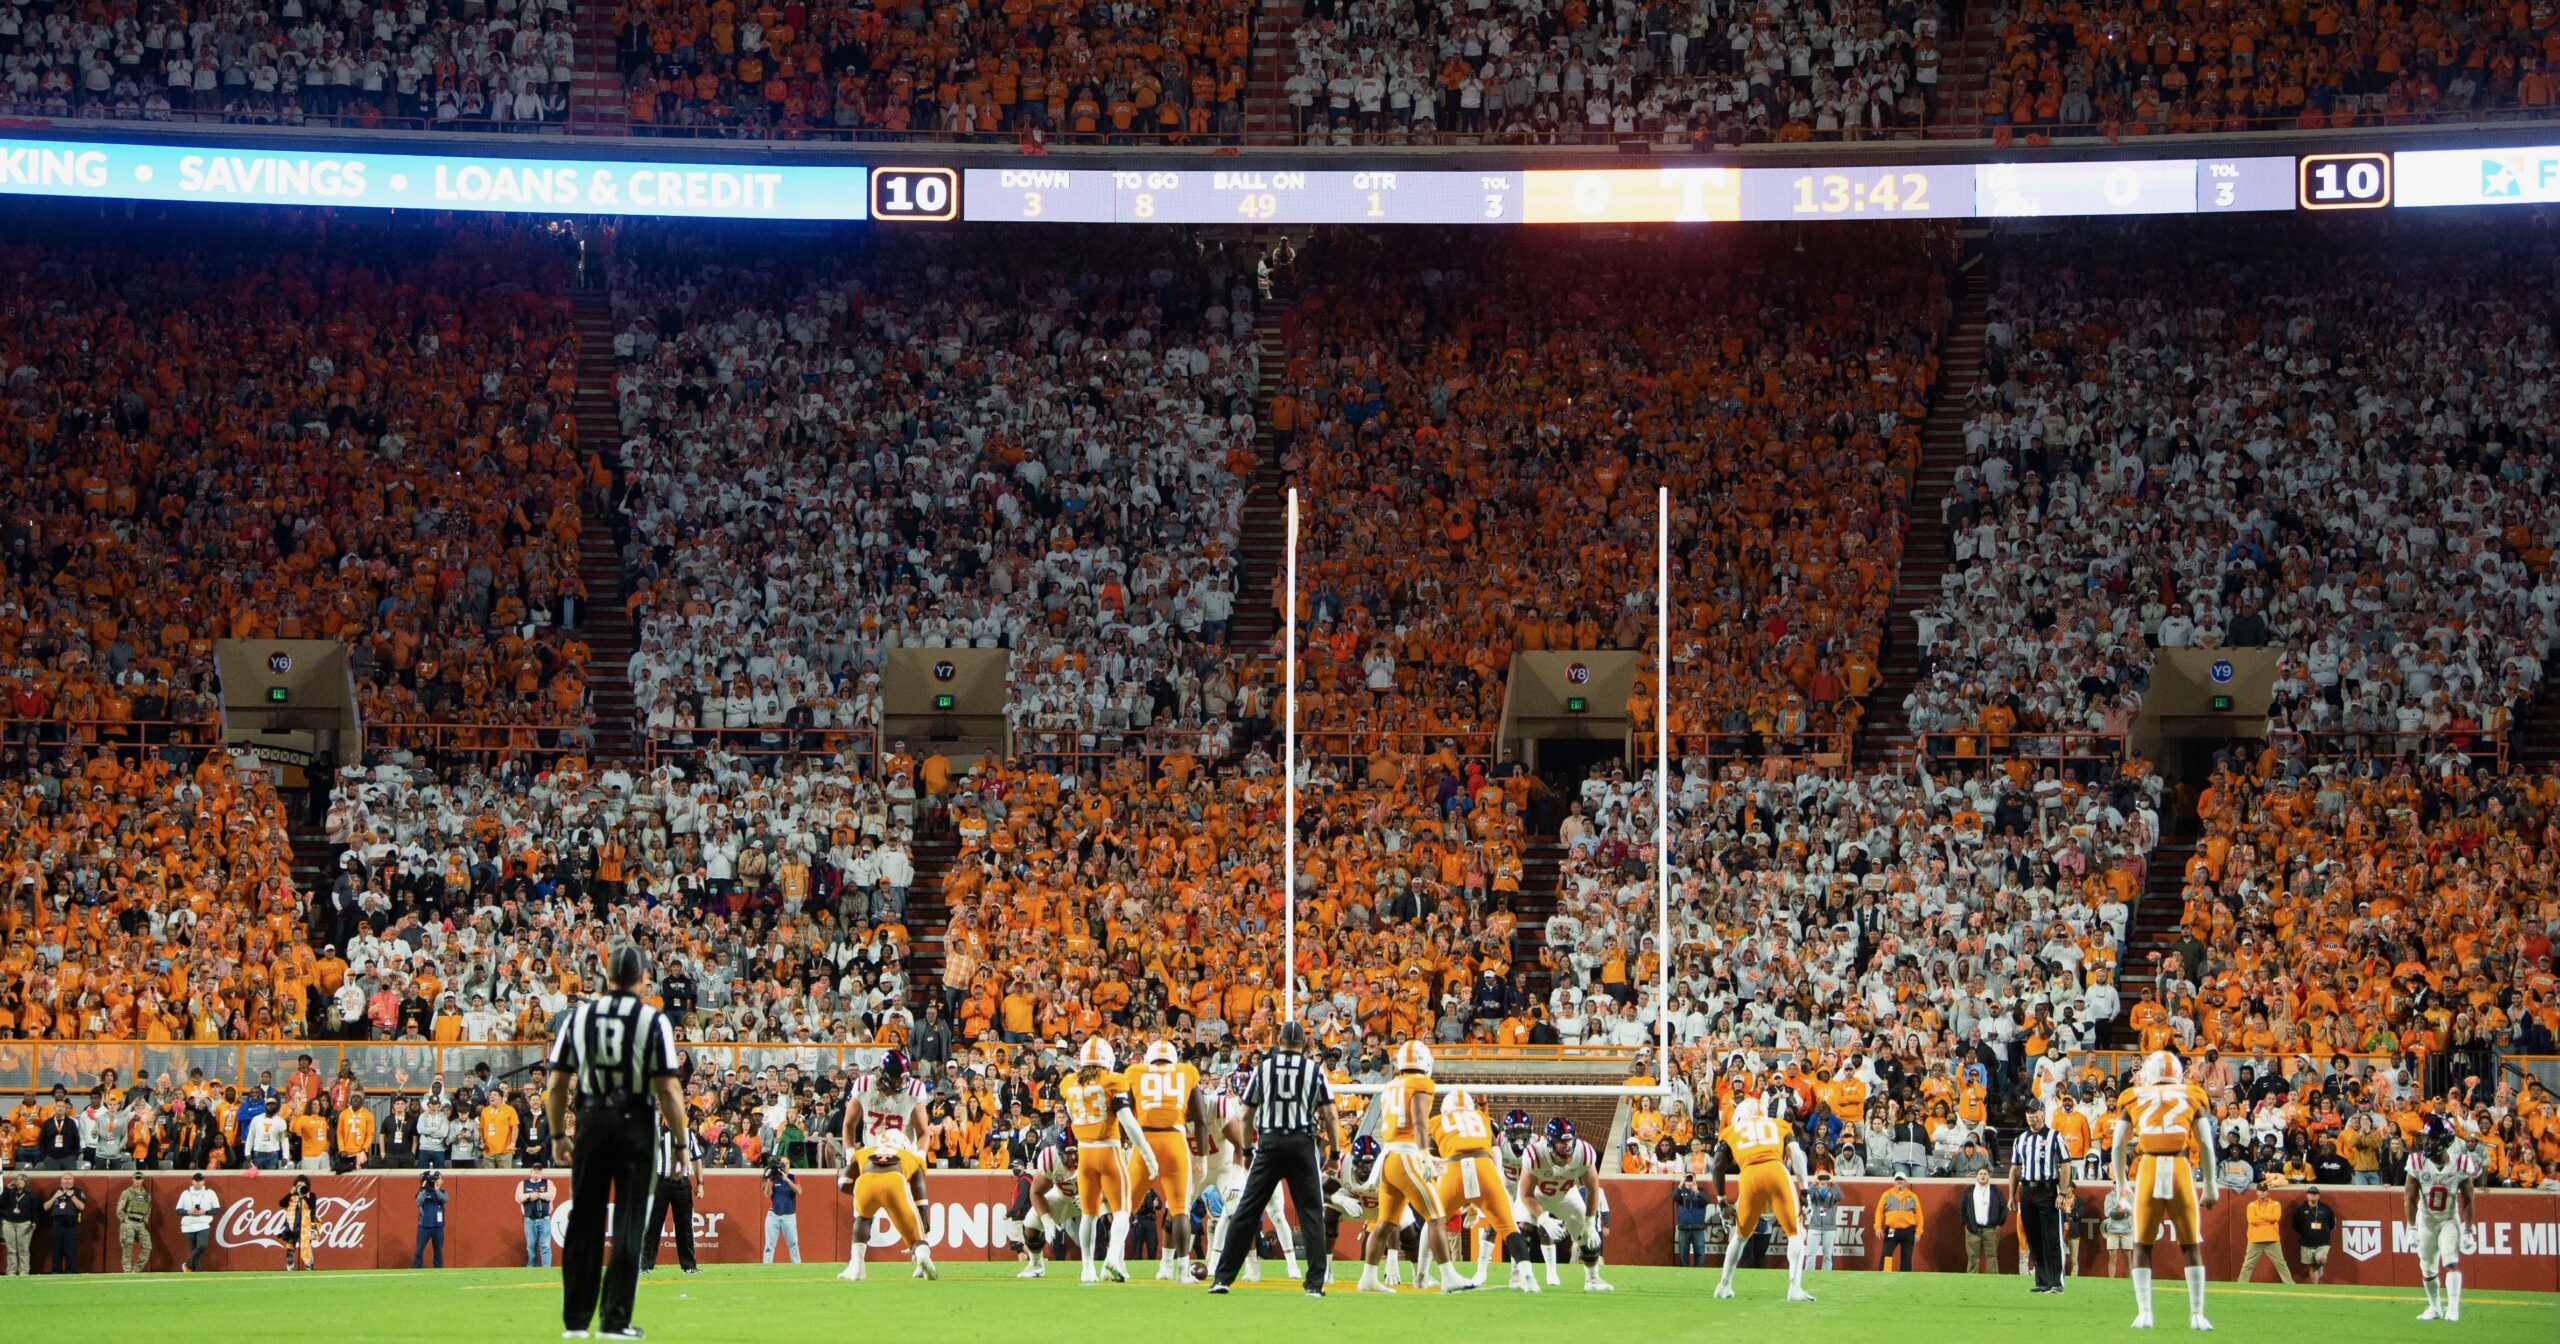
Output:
[7, 1261, 2552, 1342]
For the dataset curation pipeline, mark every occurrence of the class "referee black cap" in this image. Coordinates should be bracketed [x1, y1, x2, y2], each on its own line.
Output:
[1278, 1019, 1307, 1049]
[608, 943, 650, 989]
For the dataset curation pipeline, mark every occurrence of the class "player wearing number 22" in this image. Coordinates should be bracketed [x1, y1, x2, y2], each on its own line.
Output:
[836, 1138, 937, 1282]
[1706, 1096, 1816, 1302]
[2111, 1051, 2220, 1331]
[1058, 1039, 1162, 1285]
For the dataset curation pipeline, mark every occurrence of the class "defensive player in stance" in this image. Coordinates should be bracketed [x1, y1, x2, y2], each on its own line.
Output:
[2112, 1051, 2218, 1330]
[1129, 1041, 1214, 1281]
[1514, 1116, 1613, 1292]
[1059, 1039, 1160, 1284]
[2408, 1115, 2479, 1322]
[1200, 1069, 1304, 1284]
[1018, 1126, 1082, 1279]
[1706, 1095, 1815, 1302]
[837, 1136, 937, 1282]
[839, 1049, 930, 1280]
[1358, 1042, 1475, 1294]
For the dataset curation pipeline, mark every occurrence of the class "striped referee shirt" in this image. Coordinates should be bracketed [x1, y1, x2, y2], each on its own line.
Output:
[547, 991, 680, 1108]
[2010, 1126, 2067, 1184]
[657, 1124, 703, 1178]
[1240, 1048, 1332, 1137]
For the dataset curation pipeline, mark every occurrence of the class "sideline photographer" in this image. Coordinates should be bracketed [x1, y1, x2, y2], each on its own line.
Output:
[763, 1158, 802, 1264]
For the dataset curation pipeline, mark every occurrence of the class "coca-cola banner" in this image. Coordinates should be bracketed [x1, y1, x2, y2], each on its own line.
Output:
[41, 1172, 2560, 1291]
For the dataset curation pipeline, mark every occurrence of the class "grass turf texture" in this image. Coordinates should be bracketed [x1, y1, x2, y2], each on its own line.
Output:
[9, 1261, 2553, 1342]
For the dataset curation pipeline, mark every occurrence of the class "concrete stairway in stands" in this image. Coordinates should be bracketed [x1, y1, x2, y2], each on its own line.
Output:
[1859, 264, 1992, 763]
[568, 6, 625, 134]
[2107, 838, 2195, 1046]
[1232, 300, 1292, 652]
[288, 822, 337, 899]
[569, 288, 639, 762]
[1929, 0, 2002, 136]
[1509, 837, 1567, 996]
[1241, 0, 1303, 145]
[900, 836, 961, 1000]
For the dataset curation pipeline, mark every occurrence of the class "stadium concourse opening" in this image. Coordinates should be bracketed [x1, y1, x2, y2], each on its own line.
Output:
[0, 189, 2555, 1344]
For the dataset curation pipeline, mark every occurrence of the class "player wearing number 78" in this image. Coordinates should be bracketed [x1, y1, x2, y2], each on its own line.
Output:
[2112, 1051, 2219, 1331]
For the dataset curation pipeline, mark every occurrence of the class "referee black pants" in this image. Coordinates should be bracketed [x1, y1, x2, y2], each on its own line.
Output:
[2021, 1182, 2064, 1289]
[1211, 1135, 1325, 1292]
[564, 1107, 657, 1335]
[642, 1178, 696, 1271]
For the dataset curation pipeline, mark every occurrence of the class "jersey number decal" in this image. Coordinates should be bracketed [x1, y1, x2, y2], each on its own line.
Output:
[1137, 1072, 1186, 1111]
[1065, 1087, 1108, 1127]
[2136, 1092, 2189, 1140]
[1444, 1110, 1489, 1141]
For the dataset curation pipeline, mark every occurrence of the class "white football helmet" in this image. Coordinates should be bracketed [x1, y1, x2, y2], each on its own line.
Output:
[2138, 1050, 2184, 1086]
[1143, 1040, 1179, 1067]
[1730, 1096, 1765, 1128]
[1078, 1038, 1118, 1071]
[1394, 1040, 1435, 1076]
[1440, 1088, 1479, 1116]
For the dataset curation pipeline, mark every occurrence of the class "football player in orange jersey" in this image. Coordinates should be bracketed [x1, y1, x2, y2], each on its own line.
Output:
[1706, 1095, 1815, 1302]
[1058, 1038, 1158, 1284]
[1431, 1089, 1534, 1293]
[2111, 1050, 2219, 1331]
[1357, 1041, 1475, 1294]
[835, 1136, 938, 1282]
[1129, 1040, 1213, 1282]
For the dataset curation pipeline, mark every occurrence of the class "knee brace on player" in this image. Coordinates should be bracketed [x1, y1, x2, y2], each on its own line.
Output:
[1578, 1240, 1604, 1266]
[1023, 1224, 1047, 1254]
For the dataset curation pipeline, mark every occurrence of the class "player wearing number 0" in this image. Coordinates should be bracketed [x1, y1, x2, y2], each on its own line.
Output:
[1707, 1096, 1815, 1302]
[835, 1138, 937, 1282]
[1359, 1041, 1474, 1295]
[1059, 1039, 1159, 1284]
[2112, 1050, 2219, 1331]
[1129, 1041, 1211, 1281]
[2408, 1115, 2479, 1322]
[1515, 1116, 1613, 1292]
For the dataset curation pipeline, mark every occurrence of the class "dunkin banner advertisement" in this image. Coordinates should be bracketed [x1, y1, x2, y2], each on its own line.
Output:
[42, 1171, 2560, 1290]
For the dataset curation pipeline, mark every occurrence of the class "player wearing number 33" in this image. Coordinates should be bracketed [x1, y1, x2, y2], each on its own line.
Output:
[1706, 1095, 1815, 1302]
[1057, 1038, 1161, 1285]
[2407, 1114, 2478, 1323]
[835, 1138, 936, 1282]
[2111, 1051, 2220, 1331]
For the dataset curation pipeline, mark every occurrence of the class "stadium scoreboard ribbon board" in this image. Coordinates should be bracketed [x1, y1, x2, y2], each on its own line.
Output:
[0, 134, 2552, 223]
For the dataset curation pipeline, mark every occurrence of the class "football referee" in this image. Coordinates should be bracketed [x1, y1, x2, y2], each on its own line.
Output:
[2011, 1107, 2070, 1294]
[545, 945, 690, 1340]
[1208, 1020, 1340, 1297]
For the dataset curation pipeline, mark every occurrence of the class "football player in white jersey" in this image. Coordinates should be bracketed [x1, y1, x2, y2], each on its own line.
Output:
[1516, 1116, 1613, 1292]
[2407, 1116, 2479, 1322]
[1019, 1126, 1084, 1279]
[841, 1049, 933, 1279]
[1199, 1069, 1303, 1284]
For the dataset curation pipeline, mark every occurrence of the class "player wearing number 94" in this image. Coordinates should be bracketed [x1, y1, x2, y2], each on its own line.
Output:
[1705, 1095, 1816, 1302]
[2111, 1051, 2219, 1332]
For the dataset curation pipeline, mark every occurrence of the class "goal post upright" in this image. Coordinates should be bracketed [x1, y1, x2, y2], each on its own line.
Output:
[1283, 486, 1299, 1025]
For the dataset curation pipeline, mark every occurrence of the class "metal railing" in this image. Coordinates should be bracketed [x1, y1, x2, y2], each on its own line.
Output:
[1910, 731, 2128, 774]
[2264, 728, 2509, 769]
[363, 720, 594, 764]
[1, 716, 220, 748]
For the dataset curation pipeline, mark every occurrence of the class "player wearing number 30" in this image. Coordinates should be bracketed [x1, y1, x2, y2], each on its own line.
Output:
[1059, 1038, 1159, 1285]
[2407, 1115, 2478, 1323]
[2111, 1051, 2219, 1331]
[1357, 1041, 1474, 1295]
[835, 1139, 936, 1283]
[1129, 1041, 1212, 1282]
[1706, 1096, 1815, 1302]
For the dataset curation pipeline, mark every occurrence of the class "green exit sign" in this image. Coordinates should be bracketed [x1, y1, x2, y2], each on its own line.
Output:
[934, 694, 956, 711]
[1564, 696, 1588, 714]
[267, 687, 290, 704]
[2209, 694, 2234, 711]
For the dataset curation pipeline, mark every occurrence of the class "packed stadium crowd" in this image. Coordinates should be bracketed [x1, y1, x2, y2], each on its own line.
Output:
[1981, 0, 2560, 136]
[0, 0, 578, 127]
[1912, 224, 2560, 758]
[611, 0, 1253, 139]
[606, 230, 1263, 765]
[1282, 0, 1952, 144]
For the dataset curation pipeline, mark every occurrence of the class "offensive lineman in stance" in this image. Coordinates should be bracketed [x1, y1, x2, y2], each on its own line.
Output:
[2112, 1050, 2218, 1331]
[1515, 1116, 1613, 1292]
[839, 1049, 930, 1281]
[2407, 1115, 2479, 1322]
[1706, 1095, 1815, 1302]
[837, 1136, 937, 1282]
[1018, 1126, 1082, 1279]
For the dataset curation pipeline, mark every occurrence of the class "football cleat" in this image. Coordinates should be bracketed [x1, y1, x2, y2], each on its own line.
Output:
[1017, 1263, 1046, 1279]
[1714, 1280, 1736, 1299]
[1206, 1284, 1230, 1296]
[2130, 1313, 2155, 1330]
[2417, 1306, 2443, 1322]
[1585, 1274, 1614, 1293]
[2188, 1316, 2213, 1332]
[1102, 1263, 1128, 1284]
[1788, 1288, 1818, 1302]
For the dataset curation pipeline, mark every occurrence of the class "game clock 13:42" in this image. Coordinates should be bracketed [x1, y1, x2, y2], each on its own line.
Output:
[1767, 167, 1962, 218]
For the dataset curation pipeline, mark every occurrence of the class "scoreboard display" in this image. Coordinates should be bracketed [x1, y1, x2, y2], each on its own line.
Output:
[0, 131, 2550, 224]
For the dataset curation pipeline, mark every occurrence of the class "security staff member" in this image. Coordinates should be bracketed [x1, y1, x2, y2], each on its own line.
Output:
[2011, 1107, 2070, 1293]
[1207, 1020, 1339, 1297]
[544, 945, 688, 1340]
[642, 1124, 705, 1275]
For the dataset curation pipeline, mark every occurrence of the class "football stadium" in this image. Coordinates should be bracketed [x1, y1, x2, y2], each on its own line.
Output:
[1, 2, 2558, 1341]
